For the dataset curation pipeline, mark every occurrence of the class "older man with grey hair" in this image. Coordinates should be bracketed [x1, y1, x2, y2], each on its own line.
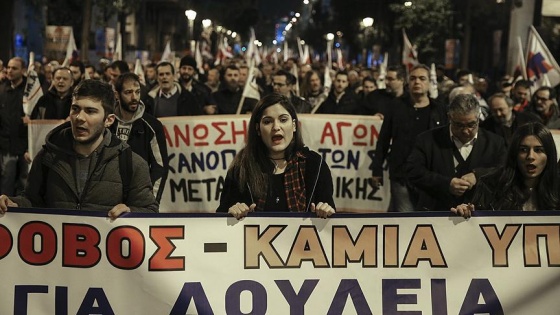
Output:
[406, 94, 507, 211]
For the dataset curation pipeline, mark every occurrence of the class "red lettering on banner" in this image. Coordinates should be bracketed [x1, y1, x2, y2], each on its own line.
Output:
[352, 124, 379, 147]
[213, 121, 229, 144]
[19, 221, 57, 265]
[231, 120, 248, 144]
[0, 224, 13, 259]
[106, 226, 146, 270]
[62, 223, 101, 268]
[321, 123, 337, 145]
[173, 125, 191, 147]
[149, 226, 185, 271]
[164, 125, 172, 147]
[335, 122, 352, 145]
[193, 124, 210, 146]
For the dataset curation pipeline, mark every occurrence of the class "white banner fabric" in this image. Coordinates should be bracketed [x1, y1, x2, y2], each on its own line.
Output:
[0, 209, 559, 314]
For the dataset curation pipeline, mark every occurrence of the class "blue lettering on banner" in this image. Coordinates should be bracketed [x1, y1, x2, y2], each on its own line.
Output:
[169, 176, 226, 203]
[168, 150, 237, 174]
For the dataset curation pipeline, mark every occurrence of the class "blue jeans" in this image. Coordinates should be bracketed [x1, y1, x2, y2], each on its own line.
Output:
[0, 153, 29, 196]
[389, 180, 415, 212]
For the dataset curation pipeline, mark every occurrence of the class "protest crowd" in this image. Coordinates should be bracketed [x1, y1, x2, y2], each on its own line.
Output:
[1, 24, 560, 217]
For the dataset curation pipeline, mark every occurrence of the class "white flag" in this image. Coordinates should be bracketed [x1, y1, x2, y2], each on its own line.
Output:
[161, 40, 172, 62]
[237, 59, 260, 114]
[291, 63, 300, 97]
[402, 29, 419, 73]
[134, 58, 146, 85]
[23, 52, 44, 116]
[526, 25, 560, 88]
[195, 42, 205, 74]
[377, 52, 388, 89]
[429, 63, 438, 99]
[62, 28, 78, 67]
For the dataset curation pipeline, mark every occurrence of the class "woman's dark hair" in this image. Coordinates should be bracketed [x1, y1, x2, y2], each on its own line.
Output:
[231, 93, 304, 198]
[487, 122, 558, 210]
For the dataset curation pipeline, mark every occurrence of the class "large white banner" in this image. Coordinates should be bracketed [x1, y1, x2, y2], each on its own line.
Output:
[1, 209, 559, 314]
[29, 115, 389, 213]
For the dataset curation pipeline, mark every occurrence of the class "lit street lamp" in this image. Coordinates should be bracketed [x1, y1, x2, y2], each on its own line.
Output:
[202, 19, 212, 29]
[185, 9, 197, 50]
[362, 17, 374, 66]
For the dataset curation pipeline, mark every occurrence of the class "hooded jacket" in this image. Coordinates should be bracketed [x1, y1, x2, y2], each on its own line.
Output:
[12, 122, 158, 213]
[111, 101, 169, 202]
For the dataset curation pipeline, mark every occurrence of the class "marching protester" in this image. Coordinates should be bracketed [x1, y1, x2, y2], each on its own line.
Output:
[300, 69, 327, 109]
[30, 66, 74, 119]
[0, 57, 30, 196]
[371, 64, 447, 212]
[178, 55, 217, 115]
[0, 80, 158, 218]
[217, 93, 336, 219]
[272, 69, 312, 113]
[407, 94, 507, 212]
[451, 122, 559, 218]
[111, 73, 169, 203]
[315, 70, 361, 114]
[526, 86, 560, 129]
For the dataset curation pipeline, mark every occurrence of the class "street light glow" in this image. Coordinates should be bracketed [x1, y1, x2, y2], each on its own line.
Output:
[185, 9, 197, 21]
[295, 13, 301, 18]
[231, 32, 237, 38]
[362, 17, 374, 28]
[404, 1, 413, 7]
[303, 0, 309, 4]
[326, 33, 335, 41]
[202, 19, 212, 28]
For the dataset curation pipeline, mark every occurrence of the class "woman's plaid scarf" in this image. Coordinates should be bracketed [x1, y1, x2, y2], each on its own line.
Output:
[255, 151, 307, 212]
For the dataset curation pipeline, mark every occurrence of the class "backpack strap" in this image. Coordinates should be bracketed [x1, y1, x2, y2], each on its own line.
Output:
[119, 146, 133, 202]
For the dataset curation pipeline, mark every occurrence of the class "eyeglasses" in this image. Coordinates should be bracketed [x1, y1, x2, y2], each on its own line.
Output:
[450, 120, 479, 130]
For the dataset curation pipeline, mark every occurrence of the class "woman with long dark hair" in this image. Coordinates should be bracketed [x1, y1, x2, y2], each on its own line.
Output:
[217, 93, 335, 219]
[452, 122, 559, 218]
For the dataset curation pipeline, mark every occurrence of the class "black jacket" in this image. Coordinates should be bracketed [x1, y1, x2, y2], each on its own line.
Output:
[406, 126, 507, 211]
[316, 90, 362, 115]
[217, 148, 335, 212]
[31, 89, 72, 120]
[372, 94, 447, 182]
[0, 78, 27, 154]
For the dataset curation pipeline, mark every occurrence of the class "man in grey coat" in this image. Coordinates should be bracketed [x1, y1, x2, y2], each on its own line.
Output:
[0, 80, 158, 218]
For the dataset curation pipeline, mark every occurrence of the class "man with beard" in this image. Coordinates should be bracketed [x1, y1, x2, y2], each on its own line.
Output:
[0, 79, 158, 217]
[0, 57, 29, 196]
[212, 65, 256, 114]
[111, 73, 168, 202]
[480, 93, 540, 145]
[31, 67, 74, 119]
[315, 71, 361, 114]
[178, 55, 217, 115]
[301, 70, 327, 109]
[149, 61, 200, 117]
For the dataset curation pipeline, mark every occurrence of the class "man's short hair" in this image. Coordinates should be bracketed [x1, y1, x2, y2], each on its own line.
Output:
[53, 66, 73, 78]
[335, 70, 348, 79]
[114, 72, 141, 94]
[69, 60, 85, 74]
[410, 64, 430, 75]
[274, 69, 296, 85]
[513, 79, 532, 90]
[534, 86, 557, 100]
[448, 93, 480, 117]
[156, 61, 175, 75]
[10, 57, 26, 69]
[109, 60, 130, 74]
[386, 65, 406, 80]
[72, 79, 116, 117]
[488, 92, 514, 108]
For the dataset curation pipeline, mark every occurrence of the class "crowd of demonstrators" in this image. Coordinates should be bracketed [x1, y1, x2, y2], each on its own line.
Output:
[2, 50, 560, 215]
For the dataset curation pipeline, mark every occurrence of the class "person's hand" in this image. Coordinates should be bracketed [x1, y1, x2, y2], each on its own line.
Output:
[203, 105, 218, 115]
[22, 115, 31, 125]
[24, 151, 32, 163]
[451, 203, 475, 219]
[311, 202, 335, 219]
[0, 195, 18, 214]
[228, 203, 256, 220]
[108, 204, 131, 220]
[371, 176, 383, 188]
[449, 178, 471, 196]
[461, 172, 476, 189]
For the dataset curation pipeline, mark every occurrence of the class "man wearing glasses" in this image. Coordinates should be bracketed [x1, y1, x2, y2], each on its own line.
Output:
[527, 86, 560, 129]
[407, 94, 506, 211]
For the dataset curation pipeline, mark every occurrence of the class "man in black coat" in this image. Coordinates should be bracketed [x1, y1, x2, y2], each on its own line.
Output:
[407, 94, 507, 211]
